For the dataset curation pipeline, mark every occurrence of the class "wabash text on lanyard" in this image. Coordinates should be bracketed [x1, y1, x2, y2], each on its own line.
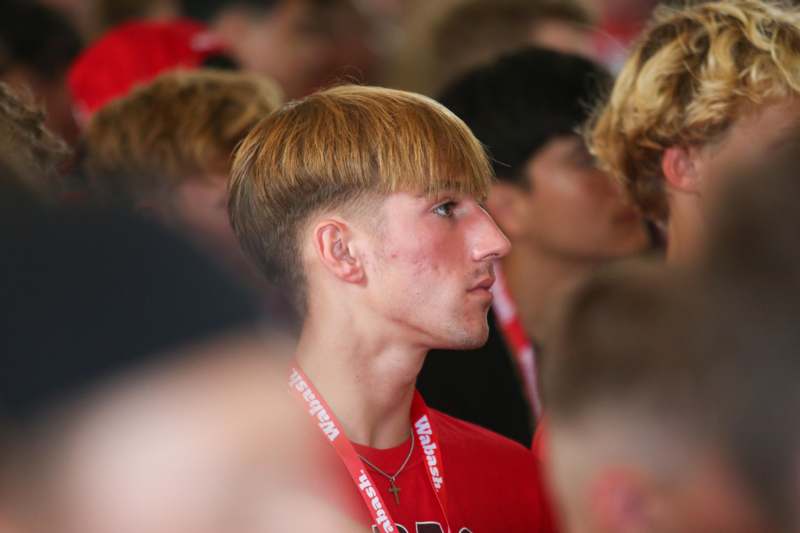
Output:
[490, 263, 543, 421]
[288, 366, 452, 533]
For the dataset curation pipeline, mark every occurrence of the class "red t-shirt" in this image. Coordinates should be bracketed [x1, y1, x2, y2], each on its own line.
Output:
[531, 418, 548, 460]
[529, 419, 561, 532]
[334, 409, 557, 533]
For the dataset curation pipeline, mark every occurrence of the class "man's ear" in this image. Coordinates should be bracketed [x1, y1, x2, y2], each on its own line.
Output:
[662, 146, 701, 193]
[486, 182, 528, 239]
[312, 219, 365, 284]
[589, 467, 653, 533]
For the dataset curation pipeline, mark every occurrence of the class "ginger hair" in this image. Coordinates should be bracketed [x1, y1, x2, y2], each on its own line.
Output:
[586, 0, 800, 221]
[84, 69, 282, 205]
[229, 85, 492, 311]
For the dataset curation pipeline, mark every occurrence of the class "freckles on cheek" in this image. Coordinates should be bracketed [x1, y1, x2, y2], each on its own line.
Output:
[411, 257, 440, 281]
[414, 238, 445, 275]
[380, 222, 447, 281]
[385, 245, 440, 282]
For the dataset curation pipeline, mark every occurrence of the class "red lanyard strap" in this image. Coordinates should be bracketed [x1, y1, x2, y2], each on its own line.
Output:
[491, 264, 543, 420]
[289, 366, 452, 533]
[289, 368, 397, 532]
[411, 393, 449, 526]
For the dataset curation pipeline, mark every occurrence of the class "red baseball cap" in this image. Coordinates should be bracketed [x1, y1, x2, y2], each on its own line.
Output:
[68, 19, 230, 125]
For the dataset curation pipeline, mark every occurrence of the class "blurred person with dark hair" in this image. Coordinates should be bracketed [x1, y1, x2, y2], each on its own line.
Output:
[0, 209, 360, 533]
[587, 0, 800, 264]
[82, 69, 284, 307]
[418, 47, 648, 447]
[0, 1, 82, 145]
[0, 82, 70, 199]
[179, 0, 376, 98]
[428, 0, 594, 93]
[543, 261, 797, 533]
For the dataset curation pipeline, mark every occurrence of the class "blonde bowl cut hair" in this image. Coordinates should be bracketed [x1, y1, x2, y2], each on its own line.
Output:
[84, 69, 283, 205]
[229, 84, 492, 312]
[586, 0, 800, 222]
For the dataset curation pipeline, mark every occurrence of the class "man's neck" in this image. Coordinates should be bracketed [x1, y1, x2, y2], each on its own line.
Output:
[295, 308, 427, 449]
[501, 244, 600, 344]
[666, 193, 706, 265]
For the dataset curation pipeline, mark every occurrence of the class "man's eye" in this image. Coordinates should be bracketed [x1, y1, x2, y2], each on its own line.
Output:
[433, 201, 457, 217]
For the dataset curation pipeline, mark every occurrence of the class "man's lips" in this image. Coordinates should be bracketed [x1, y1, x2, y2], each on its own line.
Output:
[469, 276, 496, 292]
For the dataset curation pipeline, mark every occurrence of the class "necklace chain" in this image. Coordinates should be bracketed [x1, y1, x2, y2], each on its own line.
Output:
[357, 430, 415, 482]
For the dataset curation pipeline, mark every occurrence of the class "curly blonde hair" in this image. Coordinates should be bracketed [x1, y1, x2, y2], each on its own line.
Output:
[586, 0, 800, 221]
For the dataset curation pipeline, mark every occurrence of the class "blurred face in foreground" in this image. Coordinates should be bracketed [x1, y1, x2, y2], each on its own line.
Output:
[547, 416, 769, 533]
[310, 190, 510, 349]
[0, 333, 361, 533]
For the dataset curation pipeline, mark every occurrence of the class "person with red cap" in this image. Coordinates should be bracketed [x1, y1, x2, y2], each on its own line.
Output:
[67, 18, 234, 126]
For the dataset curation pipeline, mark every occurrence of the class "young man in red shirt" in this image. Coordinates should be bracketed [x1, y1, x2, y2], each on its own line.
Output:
[229, 85, 556, 532]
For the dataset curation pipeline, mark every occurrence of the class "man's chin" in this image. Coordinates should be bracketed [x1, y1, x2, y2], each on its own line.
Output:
[458, 335, 489, 351]
[434, 323, 490, 351]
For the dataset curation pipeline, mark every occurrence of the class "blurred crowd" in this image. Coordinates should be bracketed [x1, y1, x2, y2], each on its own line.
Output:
[2, 0, 800, 532]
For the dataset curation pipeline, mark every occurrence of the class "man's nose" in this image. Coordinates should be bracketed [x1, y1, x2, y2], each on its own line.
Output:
[472, 209, 512, 262]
